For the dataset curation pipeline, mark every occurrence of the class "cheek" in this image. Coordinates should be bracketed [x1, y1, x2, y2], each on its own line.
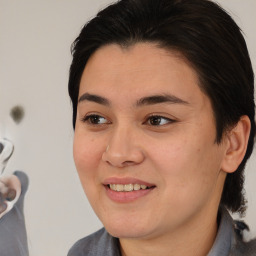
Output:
[149, 137, 187, 176]
[150, 134, 221, 192]
[73, 132, 103, 178]
[150, 139, 223, 222]
[73, 132, 105, 204]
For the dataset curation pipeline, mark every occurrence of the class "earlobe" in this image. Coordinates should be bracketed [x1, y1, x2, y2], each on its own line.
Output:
[221, 115, 251, 174]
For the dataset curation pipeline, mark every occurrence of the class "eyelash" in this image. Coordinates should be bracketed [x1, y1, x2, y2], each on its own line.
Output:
[81, 114, 175, 127]
[81, 114, 110, 125]
[144, 114, 175, 126]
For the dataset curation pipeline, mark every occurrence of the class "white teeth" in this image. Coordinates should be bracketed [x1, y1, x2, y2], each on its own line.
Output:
[140, 184, 147, 190]
[133, 184, 141, 191]
[109, 184, 149, 192]
[116, 184, 124, 192]
[124, 184, 133, 192]
[109, 184, 116, 191]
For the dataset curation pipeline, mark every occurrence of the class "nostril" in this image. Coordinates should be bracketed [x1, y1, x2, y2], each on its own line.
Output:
[123, 161, 135, 166]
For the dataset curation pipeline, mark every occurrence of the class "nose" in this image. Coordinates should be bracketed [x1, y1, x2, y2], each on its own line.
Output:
[102, 125, 145, 168]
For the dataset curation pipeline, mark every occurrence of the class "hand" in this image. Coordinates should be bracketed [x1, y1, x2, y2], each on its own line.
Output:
[0, 137, 15, 214]
[0, 180, 16, 214]
[0, 138, 14, 174]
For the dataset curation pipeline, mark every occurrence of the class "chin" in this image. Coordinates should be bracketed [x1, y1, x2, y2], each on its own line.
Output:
[103, 218, 155, 239]
[106, 227, 150, 239]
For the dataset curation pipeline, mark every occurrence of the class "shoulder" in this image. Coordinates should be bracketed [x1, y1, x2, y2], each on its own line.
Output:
[231, 236, 256, 256]
[67, 228, 120, 256]
[230, 218, 256, 256]
[67, 228, 106, 256]
[209, 207, 256, 256]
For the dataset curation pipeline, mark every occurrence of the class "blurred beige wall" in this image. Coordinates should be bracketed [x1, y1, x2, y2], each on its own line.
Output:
[0, 1, 255, 255]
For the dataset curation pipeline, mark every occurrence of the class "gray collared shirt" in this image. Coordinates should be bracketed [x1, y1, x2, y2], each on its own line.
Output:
[68, 208, 256, 256]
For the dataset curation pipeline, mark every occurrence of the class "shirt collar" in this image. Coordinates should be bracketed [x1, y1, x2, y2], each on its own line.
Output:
[207, 207, 236, 256]
[104, 207, 237, 256]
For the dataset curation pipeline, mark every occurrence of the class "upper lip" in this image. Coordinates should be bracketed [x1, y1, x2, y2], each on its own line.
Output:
[103, 177, 156, 187]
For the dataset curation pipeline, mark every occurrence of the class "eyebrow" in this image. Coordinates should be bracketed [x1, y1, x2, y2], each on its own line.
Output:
[78, 93, 110, 106]
[78, 93, 189, 107]
[136, 94, 189, 106]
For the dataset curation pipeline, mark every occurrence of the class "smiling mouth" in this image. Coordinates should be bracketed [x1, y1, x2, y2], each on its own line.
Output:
[107, 184, 155, 192]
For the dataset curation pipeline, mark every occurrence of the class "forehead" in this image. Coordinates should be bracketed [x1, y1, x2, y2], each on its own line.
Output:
[79, 43, 209, 108]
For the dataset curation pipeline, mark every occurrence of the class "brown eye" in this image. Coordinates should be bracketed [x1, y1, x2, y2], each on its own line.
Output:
[147, 115, 173, 126]
[82, 114, 109, 125]
[149, 116, 162, 126]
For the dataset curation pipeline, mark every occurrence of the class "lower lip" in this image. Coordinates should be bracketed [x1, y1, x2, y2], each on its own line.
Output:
[104, 185, 155, 203]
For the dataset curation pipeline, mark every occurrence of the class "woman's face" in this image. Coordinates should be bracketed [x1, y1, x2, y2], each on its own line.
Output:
[73, 43, 228, 239]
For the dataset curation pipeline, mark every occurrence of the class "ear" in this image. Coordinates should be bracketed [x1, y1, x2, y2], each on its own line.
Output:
[221, 115, 251, 174]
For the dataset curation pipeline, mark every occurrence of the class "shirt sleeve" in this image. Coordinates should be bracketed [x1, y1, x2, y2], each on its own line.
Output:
[0, 171, 29, 256]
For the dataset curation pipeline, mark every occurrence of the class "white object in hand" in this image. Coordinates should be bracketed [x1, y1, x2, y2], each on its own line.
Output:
[0, 138, 14, 174]
[0, 138, 21, 219]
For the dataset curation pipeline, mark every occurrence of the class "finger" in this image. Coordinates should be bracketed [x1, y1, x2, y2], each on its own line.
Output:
[0, 181, 9, 195]
[5, 188, 16, 201]
[0, 181, 17, 201]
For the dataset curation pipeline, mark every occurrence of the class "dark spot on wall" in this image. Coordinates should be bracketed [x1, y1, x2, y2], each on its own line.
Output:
[10, 106, 25, 124]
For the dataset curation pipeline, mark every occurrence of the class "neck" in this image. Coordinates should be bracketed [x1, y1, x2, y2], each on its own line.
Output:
[119, 206, 219, 256]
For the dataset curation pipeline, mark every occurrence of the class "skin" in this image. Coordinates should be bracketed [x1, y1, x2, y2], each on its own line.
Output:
[0, 181, 16, 213]
[0, 139, 16, 213]
[73, 43, 250, 256]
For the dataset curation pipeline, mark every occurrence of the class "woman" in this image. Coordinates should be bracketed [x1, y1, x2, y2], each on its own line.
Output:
[67, 0, 256, 255]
